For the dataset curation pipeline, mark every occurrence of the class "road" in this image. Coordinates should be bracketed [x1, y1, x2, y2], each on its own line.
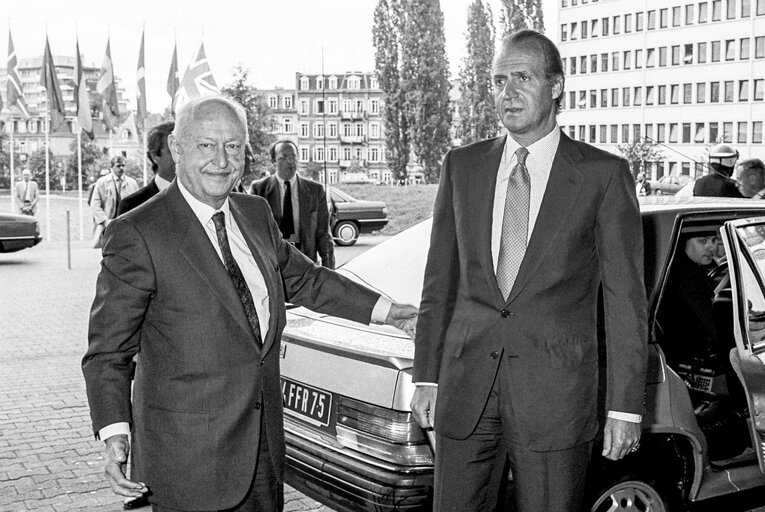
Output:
[0, 195, 387, 511]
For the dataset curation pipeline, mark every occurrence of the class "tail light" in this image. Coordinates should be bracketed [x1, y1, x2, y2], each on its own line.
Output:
[335, 396, 434, 467]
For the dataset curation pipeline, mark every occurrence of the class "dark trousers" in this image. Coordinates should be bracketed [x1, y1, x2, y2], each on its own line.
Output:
[433, 357, 592, 512]
[151, 425, 283, 512]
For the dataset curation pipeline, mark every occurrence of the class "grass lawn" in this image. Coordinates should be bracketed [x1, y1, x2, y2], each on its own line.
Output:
[333, 183, 438, 236]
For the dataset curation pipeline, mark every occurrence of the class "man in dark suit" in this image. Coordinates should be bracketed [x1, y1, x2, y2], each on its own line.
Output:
[82, 96, 417, 512]
[250, 140, 335, 268]
[117, 122, 176, 216]
[410, 30, 648, 512]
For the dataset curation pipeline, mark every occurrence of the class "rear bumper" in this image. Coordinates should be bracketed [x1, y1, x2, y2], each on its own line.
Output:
[285, 431, 433, 512]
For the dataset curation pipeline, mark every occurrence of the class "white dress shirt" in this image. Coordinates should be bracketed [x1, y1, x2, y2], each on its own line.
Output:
[154, 174, 172, 191]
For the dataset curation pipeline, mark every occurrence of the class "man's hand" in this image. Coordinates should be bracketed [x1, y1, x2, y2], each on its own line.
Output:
[385, 303, 418, 338]
[103, 435, 148, 498]
[411, 386, 437, 429]
[602, 417, 641, 461]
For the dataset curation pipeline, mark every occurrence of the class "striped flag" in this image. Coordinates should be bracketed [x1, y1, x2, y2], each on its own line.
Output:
[136, 30, 147, 129]
[97, 38, 121, 131]
[7, 30, 29, 118]
[166, 43, 179, 110]
[174, 42, 220, 112]
[75, 38, 94, 139]
[40, 36, 67, 132]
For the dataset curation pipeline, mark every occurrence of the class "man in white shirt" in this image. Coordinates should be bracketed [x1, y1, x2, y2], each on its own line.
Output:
[82, 96, 417, 512]
[14, 169, 39, 216]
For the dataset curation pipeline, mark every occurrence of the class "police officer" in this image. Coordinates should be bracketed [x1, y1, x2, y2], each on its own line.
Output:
[693, 143, 743, 197]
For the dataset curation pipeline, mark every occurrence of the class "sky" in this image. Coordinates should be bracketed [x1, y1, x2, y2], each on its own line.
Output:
[2, 0, 555, 113]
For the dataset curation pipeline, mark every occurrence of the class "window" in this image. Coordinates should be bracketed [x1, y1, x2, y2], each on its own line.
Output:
[738, 122, 748, 143]
[561, 25, 568, 41]
[601, 53, 609, 71]
[343, 123, 352, 137]
[283, 118, 293, 133]
[579, 91, 586, 108]
[657, 124, 666, 142]
[571, 22, 578, 40]
[673, 5, 682, 25]
[712, 0, 722, 20]
[613, 15, 621, 34]
[697, 82, 707, 102]
[686, 3, 695, 23]
[755, 78, 764, 100]
[711, 41, 721, 62]
[343, 99, 352, 113]
[601, 89, 608, 107]
[669, 123, 679, 142]
[698, 42, 707, 63]
[634, 87, 643, 106]
[723, 122, 733, 142]
[683, 123, 692, 143]
[268, 95, 278, 109]
[370, 123, 381, 139]
[590, 90, 597, 108]
[647, 48, 656, 67]
[283, 95, 293, 109]
[328, 146, 338, 162]
[724, 80, 734, 101]
[658, 85, 667, 104]
[300, 76, 309, 90]
[355, 99, 365, 113]
[753, 121, 763, 143]
[695, 123, 706, 142]
[672, 45, 680, 65]
[315, 99, 325, 114]
[299, 99, 309, 115]
[623, 50, 632, 70]
[612, 52, 620, 71]
[370, 76, 379, 89]
[329, 76, 338, 89]
[370, 99, 379, 115]
[633, 124, 642, 141]
[623, 87, 631, 106]
[727, 0, 737, 18]
[741, 38, 751, 59]
[347, 76, 361, 90]
[622, 124, 630, 143]
[648, 10, 656, 29]
[756, 36, 765, 58]
[313, 122, 324, 138]
[570, 57, 577, 74]
[699, 1, 709, 22]
[759, 0, 765, 15]
[684, 44, 694, 64]
[328, 99, 338, 114]
[299, 122, 309, 138]
[611, 125, 618, 143]
[611, 88, 619, 106]
[580, 56, 588, 73]
[592, 18, 599, 36]
[369, 147, 379, 162]
[725, 39, 735, 60]
[589, 125, 596, 143]
[300, 147, 309, 162]
[660, 8, 668, 27]
[743, 0, 751, 16]
[602, 17, 610, 35]
[625, 13, 632, 32]
[671, 84, 680, 103]
[591, 54, 598, 72]
[710, 122, 719, 141]
[645, 124, 654, 140]
[635, 49, 643, 68]
[646, 86, 655, 105]
[739, 80, 749, 101]
[659, 47, 668, 66]
[354, 123, 364, 137]
[342, 147, 352, 160]
[582, 20, 588, 38]
[569, 91, 576, 108]
[316, 76, 324, 90]
[683, 83, 692, 103]
[328, 122, 338, 137]
[636, 12, 644, 31]
[314, 146, 324, 162]
[579, 125, 586, 142]
[711, 81, 720, 102]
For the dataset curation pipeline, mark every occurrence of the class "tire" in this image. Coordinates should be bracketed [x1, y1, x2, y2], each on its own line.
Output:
[333, 220, 359, 246]
[590, 478, 670, 512]
[655, 189, 663, 196]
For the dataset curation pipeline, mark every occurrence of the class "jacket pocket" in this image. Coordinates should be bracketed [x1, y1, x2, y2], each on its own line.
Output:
[142, 405, 209, 435]
[545, 337, 597, 368]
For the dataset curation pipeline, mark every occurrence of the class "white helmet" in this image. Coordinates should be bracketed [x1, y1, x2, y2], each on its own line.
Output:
[709, 143, 739, 168]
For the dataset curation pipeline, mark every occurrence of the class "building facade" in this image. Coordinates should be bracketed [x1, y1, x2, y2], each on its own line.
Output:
[557, 0, 765, 180]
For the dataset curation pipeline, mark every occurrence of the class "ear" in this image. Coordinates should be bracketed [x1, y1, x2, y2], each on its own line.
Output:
[551, 75, 564, 102]
[168, 133, 180, 164]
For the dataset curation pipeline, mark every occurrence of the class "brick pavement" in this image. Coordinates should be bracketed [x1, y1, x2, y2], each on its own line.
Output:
[0, 202, 337, 511]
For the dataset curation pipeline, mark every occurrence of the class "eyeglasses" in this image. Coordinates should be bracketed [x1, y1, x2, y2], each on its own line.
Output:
[115, 164, 126, 168]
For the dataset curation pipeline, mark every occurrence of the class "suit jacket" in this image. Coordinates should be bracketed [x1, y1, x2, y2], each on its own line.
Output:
[90, 173, 140, 225]
[116, 179, 160, 215]
[250, 175, 335, 268]
[15, 180, 39, 213]
[413, 132, 648, 452]
[82, 182, 379, 510]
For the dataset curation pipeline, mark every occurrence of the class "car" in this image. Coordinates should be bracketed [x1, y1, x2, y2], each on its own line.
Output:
[280, 196, 765, 512]
[0, 212, 42, 253]
[330, 187, 388, 246]
[651, 174, 693, 195]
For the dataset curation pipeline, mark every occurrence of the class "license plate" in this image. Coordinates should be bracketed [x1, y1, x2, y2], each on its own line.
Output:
[281, 378, 333, 427]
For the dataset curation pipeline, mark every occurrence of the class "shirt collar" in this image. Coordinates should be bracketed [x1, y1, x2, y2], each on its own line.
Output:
[275, 174, 297, 187]
[177, 179, 231, 226]
[503, 125, 561, 169]
[154, 174, 172, 191]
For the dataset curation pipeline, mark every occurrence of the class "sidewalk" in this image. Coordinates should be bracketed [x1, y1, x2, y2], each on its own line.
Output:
[0, 240, 333, 511]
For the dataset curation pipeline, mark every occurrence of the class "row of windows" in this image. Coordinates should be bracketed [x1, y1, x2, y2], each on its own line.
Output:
[267, 95, 293, 110]
[564, 79, 765, 109]
[560, 121, 764, 146]
[564, 37, 765, 75]
[296, 98, 381, 116]
[298, 75, 378, 91]
[286, 121, 383, 139]
[298, 145, 387, 163]
[561, 0, 765, 41]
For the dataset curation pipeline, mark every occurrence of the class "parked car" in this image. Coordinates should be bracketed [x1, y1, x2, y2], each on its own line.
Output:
[651, 174, 694, 195]
[280, 196, 765, 512]
[0, 212, 42, 253]
[330, 188, 388, 246]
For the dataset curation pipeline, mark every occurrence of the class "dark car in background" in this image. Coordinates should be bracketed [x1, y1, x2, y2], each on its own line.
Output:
[651, 174, 694, 195]
[0, 213, 42, 253]
[330, 188, 388, 246]
[280, 197, 765, 512]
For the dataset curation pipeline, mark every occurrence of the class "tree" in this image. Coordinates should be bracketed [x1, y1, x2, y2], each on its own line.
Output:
[373, 0, 410, 183]
[221, 65, 276, 165]
[301, 160, 323, 181]
[26, 147, 67, 190]
[499, 0, 544, 35]
[66, 137, 108, 190]
[400, 0, 452, 183]
[458, 0, 499, 145]
[616, 137, 663, 180]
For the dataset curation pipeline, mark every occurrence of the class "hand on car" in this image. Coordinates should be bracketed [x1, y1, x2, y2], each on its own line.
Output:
[385, 303, 418, 339]
[411, 386, 437, 429]
[103, 435, 148, 498]
[602, 417, 641, 461]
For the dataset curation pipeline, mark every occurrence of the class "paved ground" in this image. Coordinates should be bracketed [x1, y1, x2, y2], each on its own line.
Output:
[0, 195, 387, 511]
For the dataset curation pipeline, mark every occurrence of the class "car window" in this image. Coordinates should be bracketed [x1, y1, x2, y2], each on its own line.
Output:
[331, 188, 354, 203]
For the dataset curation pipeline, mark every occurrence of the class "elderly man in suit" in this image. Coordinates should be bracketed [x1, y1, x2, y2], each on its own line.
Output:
[117, 122, 176, 216]
[410, 30, 648, 512]
[15, 169, 39, 216]
[250, 140, 334, 269]
[82, 96, 417, 512]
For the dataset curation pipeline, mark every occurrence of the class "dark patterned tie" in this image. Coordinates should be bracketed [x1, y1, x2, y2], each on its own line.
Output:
[496, 147, 530, 300]
[114, 178, 122, 215]
[280, 180, 295, 238]
[212, 211, 263, 347]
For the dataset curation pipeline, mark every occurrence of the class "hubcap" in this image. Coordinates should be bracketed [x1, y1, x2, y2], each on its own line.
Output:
[591, 481, 666, 512]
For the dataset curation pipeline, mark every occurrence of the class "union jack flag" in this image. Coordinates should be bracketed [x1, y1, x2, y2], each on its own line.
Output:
[174, 42, 220, 111]
[7, 30, 29, 118]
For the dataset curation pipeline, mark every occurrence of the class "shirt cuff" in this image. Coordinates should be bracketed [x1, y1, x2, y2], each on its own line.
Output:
[415, 382, 438, 387]
[371, 296, 393, 324]
[99, 422, 131, 441]
[607, 410, 642, 423]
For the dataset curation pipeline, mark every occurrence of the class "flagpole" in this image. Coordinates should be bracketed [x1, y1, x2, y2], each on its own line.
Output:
[44, 108, 51, 241]
[9, 119, 15, 214]
[76, 119, 84, 241]
[142, 121, 148, 185]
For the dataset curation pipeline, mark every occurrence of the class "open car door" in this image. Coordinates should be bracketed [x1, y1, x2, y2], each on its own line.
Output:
[721, 217, 765, 474]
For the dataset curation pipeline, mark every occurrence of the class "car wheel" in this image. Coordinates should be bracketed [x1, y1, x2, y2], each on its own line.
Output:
[654, 189, 663, 196]
[590, 478, 670, 512]
[333, 221, 359, 246]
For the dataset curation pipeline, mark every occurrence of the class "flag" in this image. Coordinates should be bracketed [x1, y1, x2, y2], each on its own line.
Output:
[166, 42, 179, 110]
[136, 30, 147, 129]
[75, 38, 94, 139]
[174, 42, 220, 112]
[97, 38, 121, 130]
[7, 30, 29, 117]
[40, 36, 66, 132]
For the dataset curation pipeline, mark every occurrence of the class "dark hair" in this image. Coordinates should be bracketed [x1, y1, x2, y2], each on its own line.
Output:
[739, 158, 765, 175]
[500, 29, 565, 112]
[146, 122, 175, 173]
[270, 139, 299, 162]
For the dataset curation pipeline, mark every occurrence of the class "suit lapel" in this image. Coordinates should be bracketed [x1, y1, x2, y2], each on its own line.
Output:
[166, 183, 255, 340]
[505, 133, 584, 303]
[296, 176, 312, 239]
[479, 136, 509, 302]
[264, 176, 281, 221]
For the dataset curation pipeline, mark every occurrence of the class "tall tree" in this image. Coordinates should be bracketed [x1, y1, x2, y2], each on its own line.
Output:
[499, 0, 544, 35]
[400, 0, 452, 183]
[373, 0, 409, 182]
[221, 66, 276, 178]
[458, 0, 499, 145]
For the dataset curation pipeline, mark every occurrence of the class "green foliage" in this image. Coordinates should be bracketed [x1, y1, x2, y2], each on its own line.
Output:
[221, 66, 277, 161]
[400, 0, 452, 183]
[499, 0, 545, 35]
[373, 0, 410, 182]
[66, 137, 109, 190]
[336, 183, 438, 235]
[459, 0, 499, 145]
[616, 137, 663, 179]
[26, 147, 68, 191]
[301, 160, 323, 181]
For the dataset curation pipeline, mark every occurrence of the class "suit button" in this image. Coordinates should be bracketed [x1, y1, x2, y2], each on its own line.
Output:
[501, 309, 510, 318]
[254, 402, 262, 410]
[490, 351, 499, 359]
